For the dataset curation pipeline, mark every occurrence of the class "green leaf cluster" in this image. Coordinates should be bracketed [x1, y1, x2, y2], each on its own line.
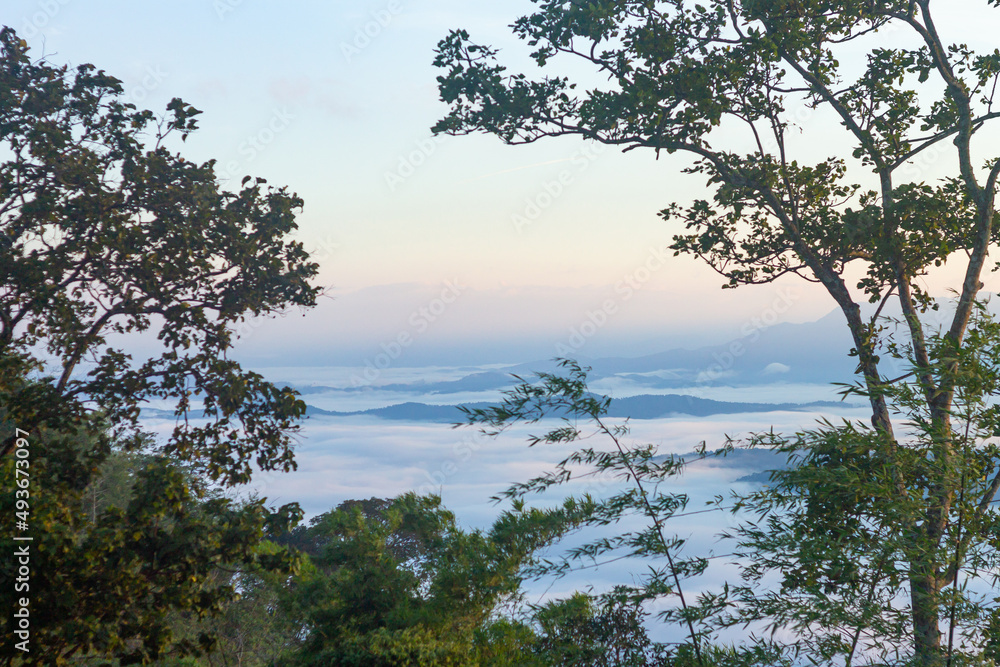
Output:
[275, 494, 575, 666]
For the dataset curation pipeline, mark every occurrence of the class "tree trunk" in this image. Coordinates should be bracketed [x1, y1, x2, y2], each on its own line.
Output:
[911, 571, 943, 666]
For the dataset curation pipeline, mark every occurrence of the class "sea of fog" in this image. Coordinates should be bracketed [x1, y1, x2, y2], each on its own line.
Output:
[139, 363, 872, 644]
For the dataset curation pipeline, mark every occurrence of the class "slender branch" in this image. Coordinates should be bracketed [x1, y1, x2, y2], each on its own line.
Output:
[869, 287, 897, 328]
[895, 273, 938, 402]
[890, 111, 1000, 170]
[593, 413, 705, 666]
[771, 44, 887, 172]
[55, 307, 119, 394]
[893, 4, 991, 354]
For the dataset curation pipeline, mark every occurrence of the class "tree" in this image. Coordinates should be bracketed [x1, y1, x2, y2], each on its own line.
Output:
[434, 4, 1000, 663]
[0, 26, 315, 664]
[718, 305, 1000, 665]
[278, 493, 577, 666]
[276, 497, 429, 564]
[0, 26, 318, 485]
[531, 589, 672, 666]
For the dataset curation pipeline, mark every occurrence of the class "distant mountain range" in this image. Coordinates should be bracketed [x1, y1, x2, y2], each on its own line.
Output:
[510, 308, 855, 382]
[142, 393, 851, 423]
[304, 394, 851, 423]
[295, 371, 516, 395]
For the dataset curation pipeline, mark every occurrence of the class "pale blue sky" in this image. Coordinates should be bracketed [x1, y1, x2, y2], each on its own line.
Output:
[6, 1, 998, 365]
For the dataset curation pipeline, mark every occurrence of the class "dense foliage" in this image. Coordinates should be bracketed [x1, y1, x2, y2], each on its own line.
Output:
[278, 494, 573, 666]
[0, 431, 301, 666]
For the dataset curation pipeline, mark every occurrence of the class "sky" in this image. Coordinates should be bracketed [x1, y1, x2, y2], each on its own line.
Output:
[6, 1, 1000, 367]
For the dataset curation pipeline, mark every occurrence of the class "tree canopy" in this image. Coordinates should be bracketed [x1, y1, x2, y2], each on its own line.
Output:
[276, 494, 577, 666]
